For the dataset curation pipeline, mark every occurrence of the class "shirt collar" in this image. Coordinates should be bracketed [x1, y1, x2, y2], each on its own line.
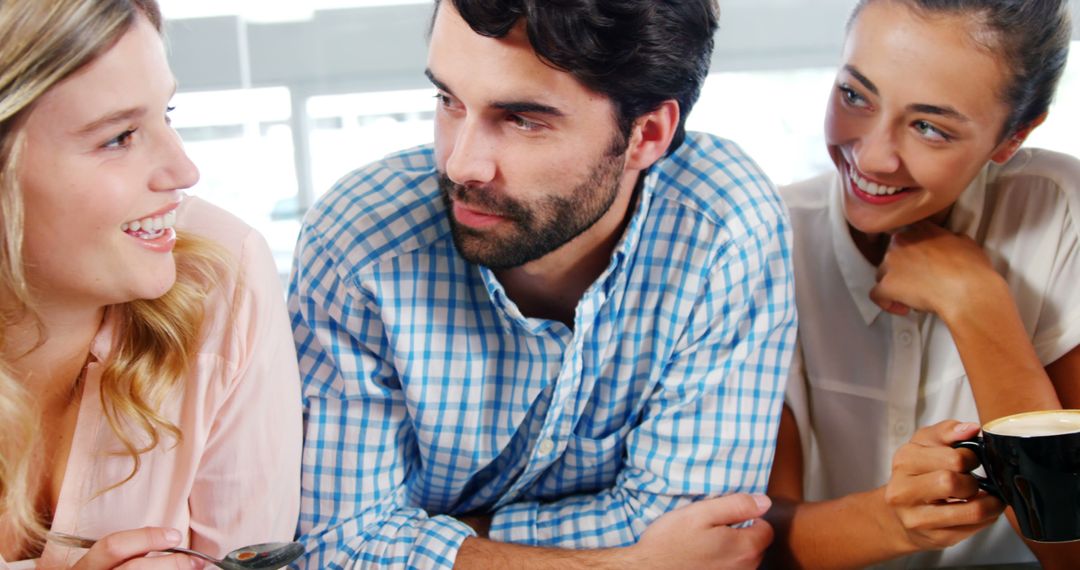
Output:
[477, 168, 658, 330]
[828, 173, 884, 325]
[829, 163, 993, 326]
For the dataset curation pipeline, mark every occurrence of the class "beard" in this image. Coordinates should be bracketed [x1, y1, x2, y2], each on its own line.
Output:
[439, 135, 628, 270]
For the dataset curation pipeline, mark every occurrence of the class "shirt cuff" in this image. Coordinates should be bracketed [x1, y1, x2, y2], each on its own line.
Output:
[488, 501, 539, 545]
[419, 515, 478, 569]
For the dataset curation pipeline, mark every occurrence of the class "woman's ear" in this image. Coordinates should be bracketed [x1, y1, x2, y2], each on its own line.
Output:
[991, 112, 1048, 164]
[624, 100, 680, 171]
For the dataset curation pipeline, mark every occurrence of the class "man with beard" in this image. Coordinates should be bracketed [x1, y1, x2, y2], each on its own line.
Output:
[289, 0, 796, 568]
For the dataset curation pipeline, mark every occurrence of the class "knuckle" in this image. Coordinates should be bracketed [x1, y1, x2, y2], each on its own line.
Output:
[891, 448, 913, 470]
[933, 470, 958, 491]
[883, 486, 902, 506]
[99, 536, 128, 560]
[945, 451, 968, 473]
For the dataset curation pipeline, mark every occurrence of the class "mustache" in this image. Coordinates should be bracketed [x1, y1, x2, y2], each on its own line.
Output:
[437, 173, 529, 222]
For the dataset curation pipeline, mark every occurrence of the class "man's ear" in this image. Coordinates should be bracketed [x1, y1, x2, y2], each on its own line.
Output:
[624, 100, 680, 171]
[991, 112, 1047, 164]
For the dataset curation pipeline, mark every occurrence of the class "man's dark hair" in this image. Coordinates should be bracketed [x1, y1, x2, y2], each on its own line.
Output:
[434, 0, 719, 155]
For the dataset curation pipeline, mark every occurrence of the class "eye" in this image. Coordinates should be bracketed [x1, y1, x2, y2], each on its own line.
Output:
[913, 119, 951, 142]
[103, 128, 137, 149]
[838, 83, 870, 109]
[507, 114, 541, 132]
[434, 92, 456, 109]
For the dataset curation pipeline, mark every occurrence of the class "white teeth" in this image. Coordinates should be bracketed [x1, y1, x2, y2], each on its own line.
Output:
[850, 167, 904, 196]
[122, 209, 177, 237]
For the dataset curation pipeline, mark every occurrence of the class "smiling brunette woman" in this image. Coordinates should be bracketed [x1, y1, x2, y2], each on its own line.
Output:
[767, 0, 1080, 568]
[0, 1, 301, 568]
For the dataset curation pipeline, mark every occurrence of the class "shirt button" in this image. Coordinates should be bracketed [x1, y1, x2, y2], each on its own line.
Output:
[898, 331, 913, 346]
[537, 438, 555, 456]
[894, 421, 910, 437]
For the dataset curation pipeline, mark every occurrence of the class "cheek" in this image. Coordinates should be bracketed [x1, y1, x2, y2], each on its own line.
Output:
[823, 102, 851, 147]
[914, 160, 972, 201]
[433, 113, 455, 169]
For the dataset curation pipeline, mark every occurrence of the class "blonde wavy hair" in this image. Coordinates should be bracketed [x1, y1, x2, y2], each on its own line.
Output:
[0, 0, 225, 554]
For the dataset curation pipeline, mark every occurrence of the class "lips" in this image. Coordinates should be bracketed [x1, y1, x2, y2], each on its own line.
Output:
[122, 209, 177, 240]
[121, 201, 181, 253]
[452, 201, 507, 229]
[845, 162, 915, 205]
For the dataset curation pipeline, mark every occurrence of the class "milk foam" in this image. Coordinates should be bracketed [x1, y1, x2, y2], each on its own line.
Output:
[987, 411, 1080, 437]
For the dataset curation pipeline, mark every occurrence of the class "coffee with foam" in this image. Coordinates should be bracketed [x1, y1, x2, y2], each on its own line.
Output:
[986, 410, 1080, 437]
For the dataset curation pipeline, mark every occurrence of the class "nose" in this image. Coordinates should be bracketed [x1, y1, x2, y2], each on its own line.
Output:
[443, 117, 497, 187]
[149, 128, 200, 192]
[851, 120, 901, 176]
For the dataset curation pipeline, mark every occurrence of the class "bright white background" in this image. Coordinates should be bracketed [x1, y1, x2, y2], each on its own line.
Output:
[157, 0, 1080, 275]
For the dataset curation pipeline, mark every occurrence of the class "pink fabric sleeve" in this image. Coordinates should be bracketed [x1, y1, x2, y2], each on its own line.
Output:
[185, 224, 303, 555]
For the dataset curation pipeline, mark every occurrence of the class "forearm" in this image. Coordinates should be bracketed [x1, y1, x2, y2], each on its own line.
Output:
[487, 489, 680, 547]
[767, 489, 915, 569]
[454, 537, 629, 569]
[940, 275, 1060, 422]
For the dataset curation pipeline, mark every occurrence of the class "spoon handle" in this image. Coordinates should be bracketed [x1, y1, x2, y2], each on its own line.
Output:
[47, 532, 224, 566]
[165, 545, 224, 566]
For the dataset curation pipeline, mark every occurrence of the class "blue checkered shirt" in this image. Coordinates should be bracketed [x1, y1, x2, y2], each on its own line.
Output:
[289, 131, 797, 569]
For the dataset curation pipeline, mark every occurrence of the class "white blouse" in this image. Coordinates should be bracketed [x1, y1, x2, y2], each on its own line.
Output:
[781, 148, 1080, 568]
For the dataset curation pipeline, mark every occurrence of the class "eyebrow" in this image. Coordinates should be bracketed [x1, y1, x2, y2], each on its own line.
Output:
[75, 82, 180, 136]
[424, 68, 566, 118]
[76, 107, 146, 136]
[843, 64, 969, 123]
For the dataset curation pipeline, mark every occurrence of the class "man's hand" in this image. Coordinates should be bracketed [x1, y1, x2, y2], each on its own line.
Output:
[626, 494, 773, 569]
[70, 527, 202, 569]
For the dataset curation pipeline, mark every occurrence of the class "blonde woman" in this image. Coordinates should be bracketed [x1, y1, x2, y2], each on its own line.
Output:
[0, 0, 302, 567]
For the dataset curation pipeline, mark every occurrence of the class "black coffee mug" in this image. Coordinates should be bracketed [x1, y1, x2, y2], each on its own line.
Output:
[954, 410, 1080, 543]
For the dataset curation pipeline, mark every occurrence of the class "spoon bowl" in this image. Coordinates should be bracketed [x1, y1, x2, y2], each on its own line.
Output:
[47, 531, 305, 570]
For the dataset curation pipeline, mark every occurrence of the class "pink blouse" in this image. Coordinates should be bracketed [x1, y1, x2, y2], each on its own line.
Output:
[2, 198, 303, 569]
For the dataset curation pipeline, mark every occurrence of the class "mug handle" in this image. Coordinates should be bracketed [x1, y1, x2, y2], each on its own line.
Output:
[952, 437, 1003, 500]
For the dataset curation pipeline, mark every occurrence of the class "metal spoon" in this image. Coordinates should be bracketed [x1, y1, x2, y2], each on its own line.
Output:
[47, 531, 305, 570]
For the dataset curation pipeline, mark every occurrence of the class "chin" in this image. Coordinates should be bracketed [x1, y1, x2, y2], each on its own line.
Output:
[131, 268, 178, 302]
[842, 200, 902, 236]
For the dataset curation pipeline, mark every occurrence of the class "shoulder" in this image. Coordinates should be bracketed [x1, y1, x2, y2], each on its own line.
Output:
[651, 131, 786, 238]
[176, 200, 294, 381]
[779, 170, 834, 211]
[994, 148, 1080, 191]
[176, 196, 265, 256]
[175, 197, 278, 285]
[296, 144, 448, 275]
[989, 148, 1080, 226]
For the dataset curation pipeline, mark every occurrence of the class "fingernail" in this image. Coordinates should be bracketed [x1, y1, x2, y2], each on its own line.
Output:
[752, 494, 772, 510]
[955, 422, 978, 432]
[165, 528, 182, 543]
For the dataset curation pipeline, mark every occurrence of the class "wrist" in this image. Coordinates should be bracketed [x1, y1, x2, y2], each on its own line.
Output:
[937, 269, 1009, 325]
[867, 487, 922, 558]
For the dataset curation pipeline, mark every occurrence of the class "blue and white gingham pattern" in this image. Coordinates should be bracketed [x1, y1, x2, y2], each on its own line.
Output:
[289, 131, 797, 569]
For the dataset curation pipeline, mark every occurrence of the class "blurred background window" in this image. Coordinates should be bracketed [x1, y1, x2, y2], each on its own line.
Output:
[158, 0, 1080, 277]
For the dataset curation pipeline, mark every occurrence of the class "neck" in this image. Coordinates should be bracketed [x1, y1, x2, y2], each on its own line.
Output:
[4, 304, 104, 399]
[849, 205, 955, 266]
[496, 174, 640, 327]
[849, 226, 889, 266]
